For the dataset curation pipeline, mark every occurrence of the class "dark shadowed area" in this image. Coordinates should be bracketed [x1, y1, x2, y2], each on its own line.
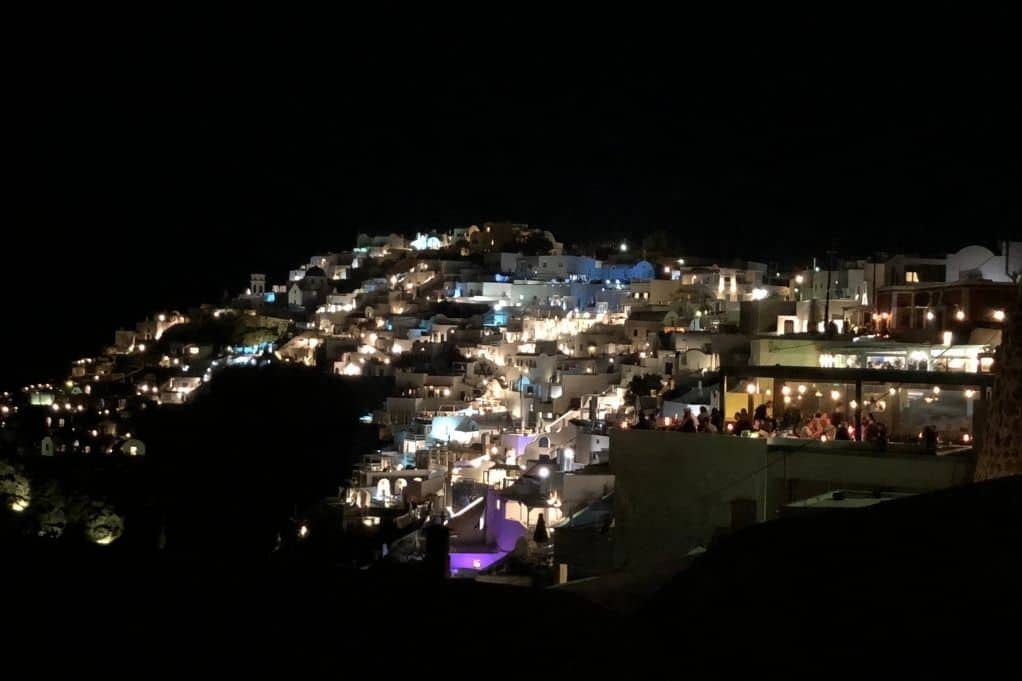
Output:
[2, 7, 1020, 669]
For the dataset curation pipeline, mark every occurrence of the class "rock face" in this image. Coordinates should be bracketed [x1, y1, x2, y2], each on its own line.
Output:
[974, 281, 1022, 481]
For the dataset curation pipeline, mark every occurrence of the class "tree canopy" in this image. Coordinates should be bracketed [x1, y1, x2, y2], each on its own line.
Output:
[627, 373, 663, 401]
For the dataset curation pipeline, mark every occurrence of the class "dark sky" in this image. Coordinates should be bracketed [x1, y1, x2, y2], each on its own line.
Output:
[3, 7, 1020, 387]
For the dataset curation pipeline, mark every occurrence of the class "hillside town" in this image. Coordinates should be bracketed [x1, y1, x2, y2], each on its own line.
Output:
[1, 223, 1018, 581]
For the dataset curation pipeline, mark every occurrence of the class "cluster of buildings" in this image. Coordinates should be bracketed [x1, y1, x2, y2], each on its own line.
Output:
[271, 226, 1016, 583]
[2, 221, 1017, 574]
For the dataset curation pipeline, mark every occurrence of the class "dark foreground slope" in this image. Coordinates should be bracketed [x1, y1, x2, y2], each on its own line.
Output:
[2, 477, 1018, 666]
[643, 476, 1022, 653]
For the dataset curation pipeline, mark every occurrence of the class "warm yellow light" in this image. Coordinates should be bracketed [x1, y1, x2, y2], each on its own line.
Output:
[298, 525, 309, 538]
[849, 400, 858, 409]
[889, 387, 897, 395]
[964, 389, 975, 399]
[925, 310, 935, 321]
[962, 433, 971, 443]
[820, 435, 828, 442]
[795, 275, 804, 284]
[11, 499, 29, 512]
[783, 395, 791, 405]
[781, 386, 791, 396]
[955, 309, 965, 321]
[746, 383, 757, 394]
[993, 309, 1006, 322]
[797, 384, 807, 395]
[830, 390, 840, 401]
[932, 386, 940, 395]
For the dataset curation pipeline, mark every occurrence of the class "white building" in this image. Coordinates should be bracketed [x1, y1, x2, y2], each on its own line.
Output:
[946, 243, 1022, 283]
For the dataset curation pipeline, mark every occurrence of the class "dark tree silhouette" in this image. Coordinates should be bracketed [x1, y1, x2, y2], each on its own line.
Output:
[975, 281, 1022, 480]
[627, 373, 663, 401]
[533, 513, 548, 543]
[519, 232, 554, 256]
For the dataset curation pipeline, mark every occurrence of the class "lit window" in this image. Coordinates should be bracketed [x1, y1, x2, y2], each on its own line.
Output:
[905, 271, 919, 283]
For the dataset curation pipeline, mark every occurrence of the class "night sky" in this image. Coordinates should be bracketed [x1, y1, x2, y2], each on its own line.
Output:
[4, 7, 1019, 388]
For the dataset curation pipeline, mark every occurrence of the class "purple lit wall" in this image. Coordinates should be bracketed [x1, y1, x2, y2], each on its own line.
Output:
[449, 551, 508, 572]
[448, 489, 527, 574]
[485, 488, 527, 551]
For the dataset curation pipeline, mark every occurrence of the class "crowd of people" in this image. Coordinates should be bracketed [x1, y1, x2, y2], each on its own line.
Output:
[637, 402, 891, 446]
